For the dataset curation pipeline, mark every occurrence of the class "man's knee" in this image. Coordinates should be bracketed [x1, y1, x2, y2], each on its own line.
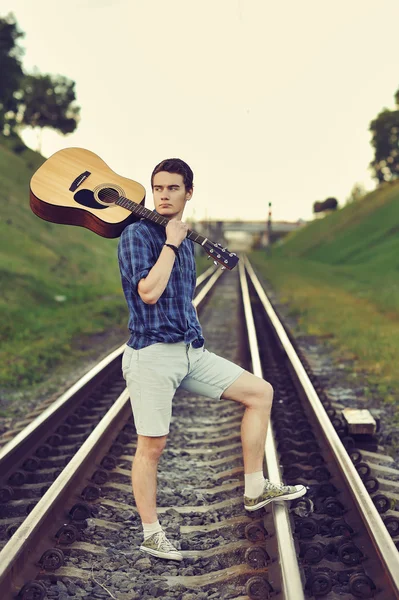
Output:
[136, 434, 168, 461]
[251, 379, 273, 410]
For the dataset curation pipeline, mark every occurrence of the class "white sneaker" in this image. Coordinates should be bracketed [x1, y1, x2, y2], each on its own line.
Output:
[244, 481, 307, 511]
[140, 530, 183, 561]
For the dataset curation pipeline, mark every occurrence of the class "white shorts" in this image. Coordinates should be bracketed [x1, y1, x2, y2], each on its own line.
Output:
[122, 342, 244, 437]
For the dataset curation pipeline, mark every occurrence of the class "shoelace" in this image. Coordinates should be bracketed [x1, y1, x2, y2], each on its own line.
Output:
[152, 531, 177, 552]
[265, 481, 290, 492]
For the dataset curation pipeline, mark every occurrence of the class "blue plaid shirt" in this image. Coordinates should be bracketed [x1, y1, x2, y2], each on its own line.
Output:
[117, 218, 204, 349]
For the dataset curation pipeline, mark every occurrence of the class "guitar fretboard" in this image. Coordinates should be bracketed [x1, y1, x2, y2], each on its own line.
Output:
[116, 196, 207, 245]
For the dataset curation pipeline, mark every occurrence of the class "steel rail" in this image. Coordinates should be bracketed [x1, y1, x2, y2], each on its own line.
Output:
[0, 345, 123, 476]
[238, 259, 305, 600]
[0, 265, 224, 599]
[0, 389, 131, 597]
[195, 264, 216, 287]
[244, 254, 399, 597]
[193, 267, 224, 308]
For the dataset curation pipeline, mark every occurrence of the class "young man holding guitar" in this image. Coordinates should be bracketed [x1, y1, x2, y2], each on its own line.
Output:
[117, 158, 307, 561]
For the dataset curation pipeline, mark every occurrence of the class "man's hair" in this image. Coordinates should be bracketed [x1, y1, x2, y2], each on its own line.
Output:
[151, 158, 194, 191]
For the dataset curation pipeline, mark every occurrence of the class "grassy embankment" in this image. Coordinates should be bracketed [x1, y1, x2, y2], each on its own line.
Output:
[250, 183, 399, 407]
[0, 136, 128, 392]
[0, 136, 209, 396]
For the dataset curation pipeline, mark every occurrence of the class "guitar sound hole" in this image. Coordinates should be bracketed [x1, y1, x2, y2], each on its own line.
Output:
[98, 187, 119, 204]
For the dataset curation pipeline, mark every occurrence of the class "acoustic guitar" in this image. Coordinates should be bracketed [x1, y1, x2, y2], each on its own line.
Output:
[29, 148, 239, 270]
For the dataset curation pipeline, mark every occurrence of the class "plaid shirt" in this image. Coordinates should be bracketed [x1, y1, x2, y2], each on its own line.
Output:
[117, 218, 204, 349]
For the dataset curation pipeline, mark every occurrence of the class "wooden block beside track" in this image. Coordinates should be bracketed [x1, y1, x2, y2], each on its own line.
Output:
[341, 408, 376, 435]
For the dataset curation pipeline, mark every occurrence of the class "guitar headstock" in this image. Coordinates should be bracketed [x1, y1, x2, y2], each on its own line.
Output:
[203, 241, 239, 270]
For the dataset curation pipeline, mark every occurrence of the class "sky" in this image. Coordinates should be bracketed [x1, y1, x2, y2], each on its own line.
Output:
[1, 0, 399, 222]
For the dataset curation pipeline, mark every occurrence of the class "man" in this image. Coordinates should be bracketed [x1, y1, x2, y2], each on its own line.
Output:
[117, 158, 306, 561]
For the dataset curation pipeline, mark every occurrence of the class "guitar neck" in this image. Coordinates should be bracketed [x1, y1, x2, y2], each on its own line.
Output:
[116, 196, 207, 246]
[116, 195, 239, 271]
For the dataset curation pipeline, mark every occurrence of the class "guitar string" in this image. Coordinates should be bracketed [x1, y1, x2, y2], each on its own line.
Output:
[98, 190, 233, 260]
[100, 190, 208, 245]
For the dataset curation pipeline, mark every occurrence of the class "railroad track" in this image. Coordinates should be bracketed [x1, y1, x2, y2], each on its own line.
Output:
[243, 257, 399, 599]
[0, 257, 398, 599]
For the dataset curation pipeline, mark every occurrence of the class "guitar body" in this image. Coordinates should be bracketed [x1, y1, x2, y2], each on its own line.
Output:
[30, 147, 146, 238]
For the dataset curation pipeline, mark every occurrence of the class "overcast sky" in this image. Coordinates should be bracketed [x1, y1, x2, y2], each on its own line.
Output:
[1, 0, 398, 222]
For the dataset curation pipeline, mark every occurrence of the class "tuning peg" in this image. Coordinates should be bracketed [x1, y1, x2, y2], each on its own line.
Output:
[213, 261, 218, 266]
[221, 266, 226, 270]
[207, 256, 212, 260]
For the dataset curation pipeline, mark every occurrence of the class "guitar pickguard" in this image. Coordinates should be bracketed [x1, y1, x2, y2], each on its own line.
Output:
[74, 189, 108, 210]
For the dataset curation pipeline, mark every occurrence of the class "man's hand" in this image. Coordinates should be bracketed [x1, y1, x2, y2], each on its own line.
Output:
[165, 218, 188, 247]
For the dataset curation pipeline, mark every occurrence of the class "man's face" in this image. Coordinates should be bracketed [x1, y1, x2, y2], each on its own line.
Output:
[152, 171, 192, 220]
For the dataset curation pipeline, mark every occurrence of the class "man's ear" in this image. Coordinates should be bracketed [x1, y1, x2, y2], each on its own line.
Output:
[186, 188, 193, 201]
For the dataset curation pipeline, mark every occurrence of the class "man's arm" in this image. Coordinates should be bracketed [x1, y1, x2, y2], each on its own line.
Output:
[138, 219, 188, 304]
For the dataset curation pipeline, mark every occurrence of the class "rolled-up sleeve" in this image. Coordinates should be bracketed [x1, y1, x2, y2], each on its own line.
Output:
[118, 224, 154, 290]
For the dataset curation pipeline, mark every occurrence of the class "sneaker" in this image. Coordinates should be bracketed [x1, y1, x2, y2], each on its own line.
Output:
[244, 480, 307, 512]
[140, 530, 183, 561]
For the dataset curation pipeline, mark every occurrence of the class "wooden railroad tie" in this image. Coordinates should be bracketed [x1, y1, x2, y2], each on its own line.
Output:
[341, 408, 377, 435]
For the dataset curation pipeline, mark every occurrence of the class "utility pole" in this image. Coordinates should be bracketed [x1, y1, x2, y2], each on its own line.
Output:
[267, 201, 272, 256]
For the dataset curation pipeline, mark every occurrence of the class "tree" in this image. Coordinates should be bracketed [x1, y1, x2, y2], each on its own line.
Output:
[369, 89, 399, 183]
[0, 13, 24, 134]
[313, 197, 338, 215]
[18, 72, 80, 152]
[323, 197, 338, 210]
[0, 13, 81, 149]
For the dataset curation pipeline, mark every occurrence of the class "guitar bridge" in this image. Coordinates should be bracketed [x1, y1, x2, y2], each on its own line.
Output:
[69, 171, 91, 192]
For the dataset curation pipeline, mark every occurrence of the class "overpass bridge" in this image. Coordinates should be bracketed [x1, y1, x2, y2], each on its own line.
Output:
[192, 219, 307, 251]
[222, 220, 306, 234]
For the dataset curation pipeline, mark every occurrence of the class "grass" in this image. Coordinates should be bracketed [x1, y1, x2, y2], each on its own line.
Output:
[0, 135, 129, 389]
[249, 183, 399, 406]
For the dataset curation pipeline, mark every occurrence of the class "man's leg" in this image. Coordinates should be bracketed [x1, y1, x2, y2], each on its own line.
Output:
[221, 371, 272, 474]
[132, 434, 167, 524]
[222, 370, 307, 510]
[122, 343, 188, 560]
[132, 433, 183, 561]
